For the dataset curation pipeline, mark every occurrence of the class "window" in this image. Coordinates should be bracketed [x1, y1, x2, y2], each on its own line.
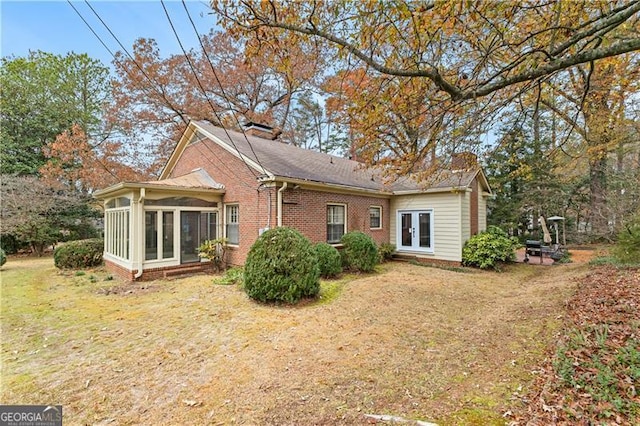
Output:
[397, 210, 434, 252]
[105, 198, 131, 260]
[327, 204, 346, 243]
[369, 206, 382, 229]
[226, 205, 239, 245]
[145, 211, 158, 260]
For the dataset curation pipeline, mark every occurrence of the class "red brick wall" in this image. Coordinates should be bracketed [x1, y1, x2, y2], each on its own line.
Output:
[105, 259, 137, 281]
[169, 139, 390, 266]
[282, 187, 390, 246]
[170, 139, 273, 265]
[470, 177, 479, 235]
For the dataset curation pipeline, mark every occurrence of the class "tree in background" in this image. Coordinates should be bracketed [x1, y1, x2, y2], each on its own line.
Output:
[40, 124, 149, 193]
[540, 54, 640, 239]
[211, 1, 640, 204]
[0, 51, 110, 175]
[0, 175, 100, 256]
[109, 31, 324, 172]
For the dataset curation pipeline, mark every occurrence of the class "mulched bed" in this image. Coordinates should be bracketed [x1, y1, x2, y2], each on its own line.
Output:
[511, 265, 640, 425]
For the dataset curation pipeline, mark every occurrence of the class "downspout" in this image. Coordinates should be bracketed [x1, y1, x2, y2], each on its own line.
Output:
[134, 188, 145, 280]
[277, 182, 288, 227]
[266, 190, 272, 230]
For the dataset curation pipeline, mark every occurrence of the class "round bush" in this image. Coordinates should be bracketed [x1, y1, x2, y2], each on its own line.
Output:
[462, 226, 519, 270]
[314, 242, 342, 278]
[244, 227, 320, 303]
[54, 239, 104, 269]
[0, 248, 6, 268]
[340, 231, 379, 272]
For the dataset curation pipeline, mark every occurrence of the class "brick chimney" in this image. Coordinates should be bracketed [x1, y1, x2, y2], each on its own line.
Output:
[244, 122, 281, 140]
[451, 152, 478, 171]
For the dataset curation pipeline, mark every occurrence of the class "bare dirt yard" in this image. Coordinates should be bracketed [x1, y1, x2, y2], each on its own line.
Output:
[1, 254, 596, 425]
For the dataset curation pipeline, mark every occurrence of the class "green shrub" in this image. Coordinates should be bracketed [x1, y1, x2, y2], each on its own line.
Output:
[314, 242, 342, 278]
[340, 231, 379, 273]
[378, 242, 396, 262]
[613, 216, 640, 264]
[462, 226, 519, 270]
[53, 239, 104, 269]
[0, 248, 6, 267]
[214, 267, 244, 286]
[244, 227, 319, 303]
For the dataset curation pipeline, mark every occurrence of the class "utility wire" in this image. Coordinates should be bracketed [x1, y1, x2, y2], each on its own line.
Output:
[81, 0, 189, 126]
[180, 0, 270, 176]
[70, 1, 258, 183]
[160, 0, 262, 179]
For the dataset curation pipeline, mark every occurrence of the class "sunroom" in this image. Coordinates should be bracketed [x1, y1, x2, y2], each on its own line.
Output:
[93, 169, 225, 280]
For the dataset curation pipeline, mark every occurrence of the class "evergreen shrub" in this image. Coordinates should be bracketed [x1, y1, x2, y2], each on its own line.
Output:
[613, 215, 640, 264]
[54, 239, 104, 269]
[0, 248, 6, 267]
[462, 226, 520, 270]
[378, 243, 396, 262]
[340, 231, 379, 272]
[314, 242, 342, 278]
[244, 227, 319, 303]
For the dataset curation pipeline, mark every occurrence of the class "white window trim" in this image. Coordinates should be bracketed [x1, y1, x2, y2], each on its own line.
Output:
[225, 204, 240, 246]
[369, 205, 383, 230]
[327, 203, 347, 244]
[396, 209, 434, 253]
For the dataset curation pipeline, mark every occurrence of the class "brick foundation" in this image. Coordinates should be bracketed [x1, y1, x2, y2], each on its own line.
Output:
[105, 259, 215, 282]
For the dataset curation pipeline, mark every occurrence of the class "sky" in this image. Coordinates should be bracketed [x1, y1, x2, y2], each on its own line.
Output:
[1, 0, 216, 67]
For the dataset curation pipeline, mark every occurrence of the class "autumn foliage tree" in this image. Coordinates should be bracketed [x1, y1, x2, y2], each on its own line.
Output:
[212, 1, 639, 173]
[109, 30, 324, 172]
[40, 124, 149, 193]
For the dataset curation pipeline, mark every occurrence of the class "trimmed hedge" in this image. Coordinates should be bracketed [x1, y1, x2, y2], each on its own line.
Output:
[340, 231, 379, 272]
[0, 248, 6, 268]
[244, 227, 320, 303]
[54, 239, 104, 269]
[462, 226, 519, 270]
[314, 242, 342, 278]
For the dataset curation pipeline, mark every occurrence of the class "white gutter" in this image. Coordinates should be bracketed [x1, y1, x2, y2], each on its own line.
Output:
[277, 182, 288, 227]
[134, 188, 145, 280]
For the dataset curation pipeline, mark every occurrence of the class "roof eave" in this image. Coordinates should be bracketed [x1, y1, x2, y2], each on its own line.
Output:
[261, 175, 393, 197]
[392, 186, 469, 195]
[93, 182, 225, 199]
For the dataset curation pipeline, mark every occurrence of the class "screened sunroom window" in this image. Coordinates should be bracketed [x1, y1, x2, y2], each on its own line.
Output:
[104, 198, 131, 260]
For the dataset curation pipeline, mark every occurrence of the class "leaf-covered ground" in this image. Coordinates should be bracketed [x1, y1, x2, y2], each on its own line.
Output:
[2, 253, 621, 425]
[511, 265, 640, 425]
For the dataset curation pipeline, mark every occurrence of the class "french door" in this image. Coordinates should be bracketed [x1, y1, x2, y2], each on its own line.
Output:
[397, 210, 433, 252]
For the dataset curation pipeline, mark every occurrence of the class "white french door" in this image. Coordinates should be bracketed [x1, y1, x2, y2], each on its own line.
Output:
[397, 210, 433, 252]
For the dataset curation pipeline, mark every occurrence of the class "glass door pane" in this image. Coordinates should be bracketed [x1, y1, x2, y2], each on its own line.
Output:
[419, 212, 431, 248]
[401, 213, 413, 247]
[181, 211, 200, 263]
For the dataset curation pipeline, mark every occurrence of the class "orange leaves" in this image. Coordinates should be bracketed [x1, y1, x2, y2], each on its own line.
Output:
[40, 124, 150, 193]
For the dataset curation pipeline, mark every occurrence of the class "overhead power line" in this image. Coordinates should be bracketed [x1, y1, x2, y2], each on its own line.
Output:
[160, 0, 265, 179]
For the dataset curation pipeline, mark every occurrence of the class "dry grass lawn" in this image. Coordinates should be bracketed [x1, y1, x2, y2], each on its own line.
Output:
[1, 254, 593, 425]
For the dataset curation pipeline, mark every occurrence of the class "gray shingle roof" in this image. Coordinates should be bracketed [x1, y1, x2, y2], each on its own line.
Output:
[194, 121, 478, 193]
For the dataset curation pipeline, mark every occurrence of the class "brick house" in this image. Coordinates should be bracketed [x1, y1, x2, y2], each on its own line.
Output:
[94, 120, 491, 281]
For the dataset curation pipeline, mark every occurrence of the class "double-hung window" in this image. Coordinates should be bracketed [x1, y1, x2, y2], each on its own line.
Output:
[226, 204, 239, 245]
[327, 204, 346, 244]
[369, 206, 382, 229]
